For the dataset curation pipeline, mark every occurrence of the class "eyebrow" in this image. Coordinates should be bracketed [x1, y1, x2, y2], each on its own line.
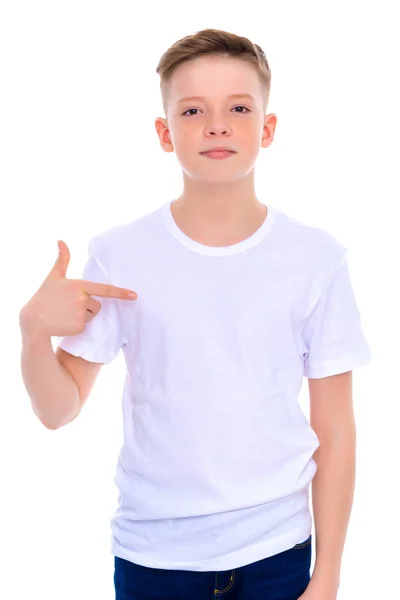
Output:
[177, 93, 256, 104]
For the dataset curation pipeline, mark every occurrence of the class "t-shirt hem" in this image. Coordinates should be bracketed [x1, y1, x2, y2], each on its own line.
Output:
[304, 349, 372, 379]
[110, 527, 312, 571]
[57, 340, 114, 365]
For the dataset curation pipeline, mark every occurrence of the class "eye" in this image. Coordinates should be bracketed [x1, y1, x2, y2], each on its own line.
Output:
[182, 108, 200, 116]
[232, 106, 250, 113]
[181, 106, 251, 117]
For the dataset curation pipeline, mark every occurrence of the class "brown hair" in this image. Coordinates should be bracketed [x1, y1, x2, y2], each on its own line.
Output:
[156, 28, 272, 115]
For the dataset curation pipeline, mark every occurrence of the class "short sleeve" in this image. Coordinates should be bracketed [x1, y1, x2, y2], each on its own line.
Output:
[302, 255, 372, 378]
[57, 238, 126, 365]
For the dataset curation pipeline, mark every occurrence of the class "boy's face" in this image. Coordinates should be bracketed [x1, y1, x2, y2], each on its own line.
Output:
[155, 55, 277, 183]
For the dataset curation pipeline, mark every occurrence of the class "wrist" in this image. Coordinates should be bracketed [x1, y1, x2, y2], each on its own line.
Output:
[19, 311, 51, 345]
[310, 568, 340, 593]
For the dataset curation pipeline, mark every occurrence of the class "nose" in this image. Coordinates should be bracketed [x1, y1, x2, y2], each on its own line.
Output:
[205, 121, 232, 137]
[208, 128, 228, 136]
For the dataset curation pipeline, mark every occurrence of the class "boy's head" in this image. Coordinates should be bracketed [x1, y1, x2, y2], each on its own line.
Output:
[154, 28, 277, 184]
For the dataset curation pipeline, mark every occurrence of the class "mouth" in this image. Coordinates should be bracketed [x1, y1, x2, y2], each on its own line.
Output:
[200, 149, 237, 159]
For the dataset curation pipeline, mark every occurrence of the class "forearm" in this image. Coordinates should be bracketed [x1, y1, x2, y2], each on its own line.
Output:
[310, 427, 356, 591]
[19, 321, 80, 430]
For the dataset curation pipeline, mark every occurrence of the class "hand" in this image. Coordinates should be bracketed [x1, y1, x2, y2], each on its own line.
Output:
[297, 577, 338, 600]
[297, 591, 337, 600]
[19, 240, 138, 340]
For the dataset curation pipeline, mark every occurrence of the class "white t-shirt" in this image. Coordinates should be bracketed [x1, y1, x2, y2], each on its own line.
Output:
[58, 200, 372, 571]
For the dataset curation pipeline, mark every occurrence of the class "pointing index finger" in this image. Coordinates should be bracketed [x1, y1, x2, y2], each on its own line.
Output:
[83, 281, 137, 299]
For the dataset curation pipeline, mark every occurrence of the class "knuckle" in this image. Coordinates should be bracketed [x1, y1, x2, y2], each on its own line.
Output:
[78, 290, 89, 302]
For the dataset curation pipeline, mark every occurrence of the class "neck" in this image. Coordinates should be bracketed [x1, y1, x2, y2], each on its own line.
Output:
[171, 171, 268, 246]
[175, 171, 262, 226]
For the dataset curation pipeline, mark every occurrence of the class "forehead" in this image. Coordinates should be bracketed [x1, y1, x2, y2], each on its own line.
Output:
[168, 56, 261, 100]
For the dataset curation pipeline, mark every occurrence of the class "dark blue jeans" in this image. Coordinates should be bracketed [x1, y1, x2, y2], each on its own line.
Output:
[114, 534, 312, 599]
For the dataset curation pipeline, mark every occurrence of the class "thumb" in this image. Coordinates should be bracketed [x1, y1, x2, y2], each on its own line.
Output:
[47, 240, 71, 280]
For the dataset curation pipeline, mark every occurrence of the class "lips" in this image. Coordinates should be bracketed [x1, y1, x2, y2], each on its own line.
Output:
[200, 149, 236, 154]
[200, 149, 236, 159]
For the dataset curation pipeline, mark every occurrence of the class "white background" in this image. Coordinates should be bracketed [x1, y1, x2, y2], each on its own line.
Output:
[1, 1, 398, 598]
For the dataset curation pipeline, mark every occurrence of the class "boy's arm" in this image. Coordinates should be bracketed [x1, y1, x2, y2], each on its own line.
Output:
[20, 321, 103, 429]
[55, 346, 104, 423]
[307, 370, 356, 595]
[20, 330, 81, 430]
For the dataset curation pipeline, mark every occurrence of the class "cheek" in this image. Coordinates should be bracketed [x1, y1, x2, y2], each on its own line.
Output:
[235, 116, 263, 134]
[170, 125, 194, 146]
[239, 125, 264, 151]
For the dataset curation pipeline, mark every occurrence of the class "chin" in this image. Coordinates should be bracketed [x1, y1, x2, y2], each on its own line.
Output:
[190, 172, 246, 185]
[181, 163, 251, 183]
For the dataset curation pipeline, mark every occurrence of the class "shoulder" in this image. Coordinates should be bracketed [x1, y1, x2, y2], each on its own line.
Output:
[273, 207, 348, 269]
[87, 205, 162, 266]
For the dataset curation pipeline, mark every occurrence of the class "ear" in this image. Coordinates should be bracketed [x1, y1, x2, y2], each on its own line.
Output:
[261, 113, 278, 148]
[155, 117, 174, 153]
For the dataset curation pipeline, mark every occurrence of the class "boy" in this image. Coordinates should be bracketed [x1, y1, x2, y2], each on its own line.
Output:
[21, 29, 372, 600]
